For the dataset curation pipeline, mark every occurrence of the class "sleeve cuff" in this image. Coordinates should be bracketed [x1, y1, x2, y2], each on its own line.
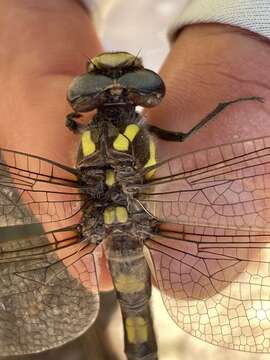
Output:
[169, 0, 270, 41]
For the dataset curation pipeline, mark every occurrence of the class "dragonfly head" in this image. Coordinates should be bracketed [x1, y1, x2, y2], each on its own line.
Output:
[67, 51, 165, 113]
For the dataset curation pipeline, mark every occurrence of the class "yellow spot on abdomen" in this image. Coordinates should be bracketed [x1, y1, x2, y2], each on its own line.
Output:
[114, 274, 145, 293]
[123, 124, 140, 142]
[144, 138, 156, 179]
[105, 169, 115, 187]
[81, 130, 96, 156]
[126, 316, 148, 344]
[116, 206, 128, 223]
[103, 206, 128, 224]
[103, 207, 115, 224]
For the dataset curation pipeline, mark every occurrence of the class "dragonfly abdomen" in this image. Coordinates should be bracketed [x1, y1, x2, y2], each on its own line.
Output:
[107, 236, 158, 360]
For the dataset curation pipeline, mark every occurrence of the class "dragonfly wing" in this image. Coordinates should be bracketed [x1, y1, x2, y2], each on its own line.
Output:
[146, 224, 270, 352]
[0, 224, 99, 356]
[139, 137, 270, 232]
[0, 148, 83, 227]
[0, 150, 99, 355]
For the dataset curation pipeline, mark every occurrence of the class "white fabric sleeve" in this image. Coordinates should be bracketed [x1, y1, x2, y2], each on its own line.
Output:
[169, 0, 270, 41]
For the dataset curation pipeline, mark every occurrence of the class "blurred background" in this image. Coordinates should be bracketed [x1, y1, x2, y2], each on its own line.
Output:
[2, 1, 270, 360]
[89, 0, 186, 71]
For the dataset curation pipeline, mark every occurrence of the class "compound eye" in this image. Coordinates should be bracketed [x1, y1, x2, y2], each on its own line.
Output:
[118, 69, 165, 107]
[67, 73, 113, 112]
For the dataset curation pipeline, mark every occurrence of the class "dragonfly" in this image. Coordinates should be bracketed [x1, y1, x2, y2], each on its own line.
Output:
[0, 51, 268, 360]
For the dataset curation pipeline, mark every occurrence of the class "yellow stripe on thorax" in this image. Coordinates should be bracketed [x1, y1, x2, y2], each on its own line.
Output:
[144, 138, 157, 179]
[113, 124, 140, 152]
[123, 124, 140, 141]
[126, 316, 148, 344]
[113, 133, 129, 151]
[81, 130, 96, 156]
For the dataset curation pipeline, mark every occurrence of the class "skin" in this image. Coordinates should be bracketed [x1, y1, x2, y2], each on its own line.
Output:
[0, 1, 270, 292]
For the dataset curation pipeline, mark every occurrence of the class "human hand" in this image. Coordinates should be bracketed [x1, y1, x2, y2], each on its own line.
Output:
[145, 23, 270, 302]
[0, 0, 102, 163]
[146, 23, 269, 158]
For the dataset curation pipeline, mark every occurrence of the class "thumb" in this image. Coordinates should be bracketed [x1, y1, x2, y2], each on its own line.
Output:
[0, 0, 102, 165]
[146, 23, 269, 161]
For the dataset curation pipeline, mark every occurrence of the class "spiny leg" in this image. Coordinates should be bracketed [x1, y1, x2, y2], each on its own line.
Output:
[146, 96, 264, 142]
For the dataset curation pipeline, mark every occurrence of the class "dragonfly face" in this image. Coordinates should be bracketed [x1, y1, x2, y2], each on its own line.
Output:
[0, 51, 268, 359]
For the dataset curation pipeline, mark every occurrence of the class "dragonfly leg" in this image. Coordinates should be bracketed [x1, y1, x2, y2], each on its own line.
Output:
[146, 96, 264, 142]
[65, 112, 87, 134]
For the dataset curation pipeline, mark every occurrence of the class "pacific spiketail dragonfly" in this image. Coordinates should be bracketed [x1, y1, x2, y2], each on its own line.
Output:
[0, 51, 268, 360]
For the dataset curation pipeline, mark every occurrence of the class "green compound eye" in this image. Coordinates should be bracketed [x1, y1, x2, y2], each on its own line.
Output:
[118, 69, 165, 107]
[67, 73, 113, 112]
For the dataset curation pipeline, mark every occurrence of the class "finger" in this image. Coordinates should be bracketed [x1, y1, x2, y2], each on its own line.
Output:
[146, 24, 269, 160]
[0, 1, 116, 290]
[0, 0, 102, 165]
[145, 24, 270, 298]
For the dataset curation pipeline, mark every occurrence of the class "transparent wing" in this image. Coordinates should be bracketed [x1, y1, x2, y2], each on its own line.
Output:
[0, 223, 99, 356]
[0, 222, 99, 355]
[0, 148, 83, 227]
[137, 136, 270, 352]
[0, 148, 100, 355]
[138, 136, 270, 232]
[146, 224, 270, 353]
